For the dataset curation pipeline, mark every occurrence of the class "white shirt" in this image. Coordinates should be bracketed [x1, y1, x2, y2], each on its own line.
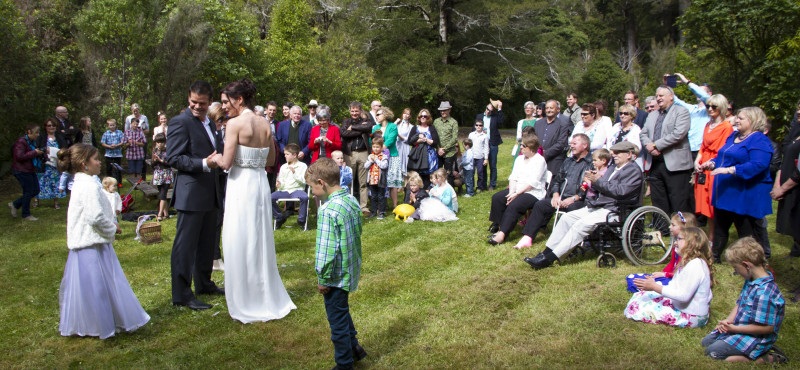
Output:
[508, 153, 547, 200]
[468, 131, 489, 159]
[661, 258, 713, 316]
[571, 119, 613, 151]
[125, 114, 149, 131]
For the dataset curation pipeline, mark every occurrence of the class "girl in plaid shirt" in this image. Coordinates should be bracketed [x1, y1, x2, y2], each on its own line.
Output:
[124, 118, 146, 180]
[702, 237, 786, 363]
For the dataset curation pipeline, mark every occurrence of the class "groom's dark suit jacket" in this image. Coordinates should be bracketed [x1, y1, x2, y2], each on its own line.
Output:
[165, 108, 222, 302]
[167, 109, 223, 211]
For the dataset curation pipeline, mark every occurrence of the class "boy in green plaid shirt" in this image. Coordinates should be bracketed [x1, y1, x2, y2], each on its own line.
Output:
[306, 157, 367, 369]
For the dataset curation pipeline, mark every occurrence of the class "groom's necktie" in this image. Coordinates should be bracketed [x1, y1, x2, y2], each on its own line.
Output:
[207, 121, 223, 153]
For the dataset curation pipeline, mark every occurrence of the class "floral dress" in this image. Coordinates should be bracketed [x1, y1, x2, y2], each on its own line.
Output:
[38, 137, 66, 199]
[151, 148, 173, 186]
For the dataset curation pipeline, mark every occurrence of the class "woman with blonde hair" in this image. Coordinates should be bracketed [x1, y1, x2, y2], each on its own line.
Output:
[700, 107, 773, 262]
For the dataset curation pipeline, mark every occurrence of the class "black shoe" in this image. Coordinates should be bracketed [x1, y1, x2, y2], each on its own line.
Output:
[198, 286, 225, 295]
[488, 238, 501, 246]
[297, 219, 306, 227]
[275, 216, 287, 229]
[174, 298, 212, 310]
[488, 223, 499, 233]
[352, 344, 368, 361]
[524, 249, 558, 270]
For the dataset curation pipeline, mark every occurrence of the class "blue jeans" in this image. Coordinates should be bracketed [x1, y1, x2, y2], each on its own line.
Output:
[702, 332, 748, 359]
[474, 158, 487, 190]
[463, 168, 475, 196]
[488, 145, 499, 188]
[12, 170, 40, 218]
[323, 287, 360, 368]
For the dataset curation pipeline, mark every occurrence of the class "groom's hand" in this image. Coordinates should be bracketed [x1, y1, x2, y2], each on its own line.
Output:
[317, 284, 330, 295]
[206, 151, 219, 168]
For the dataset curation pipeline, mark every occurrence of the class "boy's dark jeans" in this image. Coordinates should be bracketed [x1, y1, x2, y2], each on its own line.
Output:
[369, 185, 385, 215]
[324, 287, 360, 368]
[105, 156, 122, 184]
[12, 170, 40, 218]
[473, 158, 487, 190]
[463, 168, 475, 196]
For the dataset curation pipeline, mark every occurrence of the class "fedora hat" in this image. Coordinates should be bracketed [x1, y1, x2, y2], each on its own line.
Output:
[437, 101, 453, 111]
[489, 99, 501, 109]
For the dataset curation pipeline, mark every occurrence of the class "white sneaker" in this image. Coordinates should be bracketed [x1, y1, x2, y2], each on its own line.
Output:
[23, 215, 38, 221]
[404, 218, 414, 223]
[463, 194, 472, 198]
[8, 202, 17, 218]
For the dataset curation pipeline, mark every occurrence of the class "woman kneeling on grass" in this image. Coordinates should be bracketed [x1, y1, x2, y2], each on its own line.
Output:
[625, 227, 715, 328]
[58, 144, 150, 339]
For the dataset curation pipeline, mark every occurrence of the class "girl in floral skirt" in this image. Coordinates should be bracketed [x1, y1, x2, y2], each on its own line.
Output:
[151, 133, 173, 221]
[625, 227, 715, 328]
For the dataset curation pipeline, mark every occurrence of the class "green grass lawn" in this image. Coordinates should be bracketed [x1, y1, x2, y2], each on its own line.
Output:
[2, 137, 799, 368]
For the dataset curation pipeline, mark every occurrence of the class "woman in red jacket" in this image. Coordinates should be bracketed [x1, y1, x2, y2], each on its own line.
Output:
[9, 124, 44, 220]
[308, 107, 341, 163]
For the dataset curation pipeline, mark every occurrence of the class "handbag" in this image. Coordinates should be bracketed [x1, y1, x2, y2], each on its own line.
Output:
[407, 143, 429, 172]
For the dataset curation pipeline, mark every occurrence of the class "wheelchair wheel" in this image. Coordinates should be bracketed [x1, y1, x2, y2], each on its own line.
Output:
[596, 252, 616, 268]
[622, 206, 672, 266]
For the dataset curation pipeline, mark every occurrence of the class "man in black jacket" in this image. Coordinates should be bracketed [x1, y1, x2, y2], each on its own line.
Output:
[534, 100, 572, 175]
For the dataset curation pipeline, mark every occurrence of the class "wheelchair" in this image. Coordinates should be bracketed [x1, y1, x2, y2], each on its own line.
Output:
[565, 194, 673, 268]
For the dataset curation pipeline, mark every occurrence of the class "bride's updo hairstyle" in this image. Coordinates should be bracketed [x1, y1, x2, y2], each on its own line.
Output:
[57, 143, 98, 174]
[222, 78, 257, 110]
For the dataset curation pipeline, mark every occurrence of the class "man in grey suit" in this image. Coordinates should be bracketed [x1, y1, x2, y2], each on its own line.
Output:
[534, 100, 573, 175]
[639, 85, 693, 216]
[166, 81, 225, 310]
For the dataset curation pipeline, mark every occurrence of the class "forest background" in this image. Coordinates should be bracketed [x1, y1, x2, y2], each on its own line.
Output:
[2, 0, 799, 166]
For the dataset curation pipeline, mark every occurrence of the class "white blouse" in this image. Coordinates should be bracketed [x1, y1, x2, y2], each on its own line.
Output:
[661, 258, 713, 316]
[67, 173, 117, 249]
[606, 123, 644, 170]
[508, 153, 548, 200]
[571, 119, 613, 151]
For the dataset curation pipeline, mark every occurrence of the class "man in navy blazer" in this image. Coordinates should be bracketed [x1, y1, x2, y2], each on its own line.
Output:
[474, 100, 504, 190]
[165, 81, 225, 310]
[276, 105, 312, 165]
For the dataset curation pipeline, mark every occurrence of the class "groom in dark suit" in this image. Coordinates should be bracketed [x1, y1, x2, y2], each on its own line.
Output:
[166, 81, 225, 310]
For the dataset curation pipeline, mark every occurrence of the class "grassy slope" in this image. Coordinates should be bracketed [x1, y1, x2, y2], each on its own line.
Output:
[1, 136, 798, 368]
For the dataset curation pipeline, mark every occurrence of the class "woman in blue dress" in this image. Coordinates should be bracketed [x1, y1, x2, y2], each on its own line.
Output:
[35, 118, 67, 208]
[700, 107, 773, 261]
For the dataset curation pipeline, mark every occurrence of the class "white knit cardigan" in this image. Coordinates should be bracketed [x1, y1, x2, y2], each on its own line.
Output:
[67, 172, 117, 249]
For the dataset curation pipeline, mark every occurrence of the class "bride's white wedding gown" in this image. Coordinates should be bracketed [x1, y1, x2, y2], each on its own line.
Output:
[223, 145, 296, 323]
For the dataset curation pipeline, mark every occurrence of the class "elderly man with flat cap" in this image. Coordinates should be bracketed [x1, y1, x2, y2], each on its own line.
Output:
[524, 141, 643, 270]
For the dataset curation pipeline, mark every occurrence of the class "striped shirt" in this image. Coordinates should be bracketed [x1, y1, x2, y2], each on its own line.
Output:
[719, 274, 785, 359]
[315, 189, 362, 291]
[101, 130, 125, 157]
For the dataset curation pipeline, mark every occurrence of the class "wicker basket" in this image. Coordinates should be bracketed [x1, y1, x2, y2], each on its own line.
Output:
[138, 215, 162, 244]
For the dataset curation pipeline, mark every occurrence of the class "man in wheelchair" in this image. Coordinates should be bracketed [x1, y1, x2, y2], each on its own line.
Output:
[524, 141, 643, 270]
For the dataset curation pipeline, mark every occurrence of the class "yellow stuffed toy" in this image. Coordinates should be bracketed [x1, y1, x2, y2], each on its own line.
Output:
[393, 204, 415, 221]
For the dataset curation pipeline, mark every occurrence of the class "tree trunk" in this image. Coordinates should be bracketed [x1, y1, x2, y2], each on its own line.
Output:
[439, 0, 450, 64]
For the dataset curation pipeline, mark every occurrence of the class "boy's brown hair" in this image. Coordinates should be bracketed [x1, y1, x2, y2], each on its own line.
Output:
[726, 237, 768, 267]
[371, 136, 384, 147]
[592, 148, 612, 165]
[463, 138, 473, 148]
[284, 143, 301, 155]
[305, 157, 340, 186]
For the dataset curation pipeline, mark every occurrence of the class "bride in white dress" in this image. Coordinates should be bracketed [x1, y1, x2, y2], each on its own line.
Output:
[216, 79, 296, 323]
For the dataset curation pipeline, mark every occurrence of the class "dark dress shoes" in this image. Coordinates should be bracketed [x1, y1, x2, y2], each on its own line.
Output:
[488, 223, 499, 233]
[198, 286, 225, 295]
[487, 238, 500, 246]
[353, 344, 368, 361]
[174, 298, 212, 311]
[524, 251, 557, 270]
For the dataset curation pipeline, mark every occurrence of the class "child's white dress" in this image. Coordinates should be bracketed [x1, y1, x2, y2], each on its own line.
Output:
[418, 183, 458, 222]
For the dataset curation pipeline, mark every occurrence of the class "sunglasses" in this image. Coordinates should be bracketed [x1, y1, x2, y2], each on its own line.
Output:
[475, 125, 483, 127]
[580, 112, 591, 116]
[707, 105, 718, 110]
[619, 112, 632, 116]
[46, 124, 56, 127]
[418, 115, 429, 118]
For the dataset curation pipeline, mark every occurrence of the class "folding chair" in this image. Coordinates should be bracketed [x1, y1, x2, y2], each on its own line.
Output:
[273, 186, 312, 231]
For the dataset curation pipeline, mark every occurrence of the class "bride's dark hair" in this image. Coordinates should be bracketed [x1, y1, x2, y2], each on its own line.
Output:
[222, 79, 257, 110]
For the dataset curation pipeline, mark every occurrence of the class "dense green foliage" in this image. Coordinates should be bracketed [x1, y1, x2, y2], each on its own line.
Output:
[2, 0, 798, 162]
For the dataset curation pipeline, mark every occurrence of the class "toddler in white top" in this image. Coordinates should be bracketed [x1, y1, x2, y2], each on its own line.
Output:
[101, 177, 122, 225]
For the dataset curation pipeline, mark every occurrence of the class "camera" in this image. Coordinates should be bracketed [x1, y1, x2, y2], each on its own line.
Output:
[696, 172, 706, 185]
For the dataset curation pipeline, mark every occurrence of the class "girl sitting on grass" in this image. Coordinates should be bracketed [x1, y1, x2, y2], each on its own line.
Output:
[58, 144, 150, 339]
[417, 168, 458, 222]
[626, 212, 697, 292]
[625, 227, 715, 328]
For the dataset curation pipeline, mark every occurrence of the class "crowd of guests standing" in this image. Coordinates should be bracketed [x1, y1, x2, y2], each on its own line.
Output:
[7, 78, 800, 364]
